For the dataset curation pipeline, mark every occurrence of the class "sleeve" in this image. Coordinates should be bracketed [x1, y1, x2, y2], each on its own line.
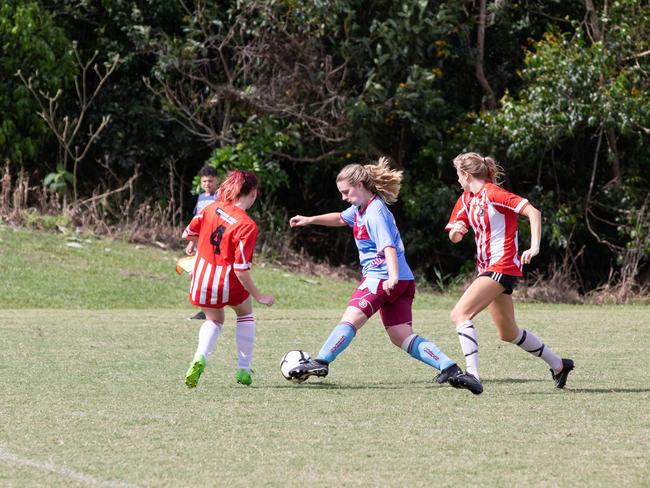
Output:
[233, 221, 259, 271]
[340, 205, 355, 227]
[444, 195, 470, 231]
[185, 213, 203, 236]
[490, 187, 529, 214]
[365, 206, 397, 252]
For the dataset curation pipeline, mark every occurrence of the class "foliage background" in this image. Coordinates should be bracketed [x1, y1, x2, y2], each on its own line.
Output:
[1, 0, 648, 294]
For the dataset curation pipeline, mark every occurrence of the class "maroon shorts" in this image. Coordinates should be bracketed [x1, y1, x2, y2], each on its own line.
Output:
[348, 278, 415, 327]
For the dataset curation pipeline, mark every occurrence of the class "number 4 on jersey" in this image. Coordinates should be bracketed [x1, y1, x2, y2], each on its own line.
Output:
[210, 224, 226, 254]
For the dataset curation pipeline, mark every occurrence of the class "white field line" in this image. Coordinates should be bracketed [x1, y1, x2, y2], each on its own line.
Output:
[0, 446, 138, 487]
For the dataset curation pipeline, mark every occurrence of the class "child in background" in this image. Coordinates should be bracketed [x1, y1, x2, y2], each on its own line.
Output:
[186, 166, 219, 320]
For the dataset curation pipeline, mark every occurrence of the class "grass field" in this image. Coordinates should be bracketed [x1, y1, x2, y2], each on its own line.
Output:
[0, 226, 454, 310]
[1, 307, 649, 487]
[1, 226, 649, 486]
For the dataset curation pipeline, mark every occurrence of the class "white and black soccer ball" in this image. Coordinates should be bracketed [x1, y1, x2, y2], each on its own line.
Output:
[280, 350, 311, 383]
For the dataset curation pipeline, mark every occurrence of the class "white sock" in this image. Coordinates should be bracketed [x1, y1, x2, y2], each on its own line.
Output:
[194, 320, 222, 361]
[456, 320, 480, 380]
[511, 328, 563, 373]
[236, 314, 256, 370]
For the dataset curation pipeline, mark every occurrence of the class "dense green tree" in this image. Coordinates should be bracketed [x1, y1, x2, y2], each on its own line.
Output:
[3, 0, 646, 292]
[0, 1, 75, 167]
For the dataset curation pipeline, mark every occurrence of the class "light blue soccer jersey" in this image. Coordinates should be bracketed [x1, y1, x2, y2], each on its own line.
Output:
[340, 196, 414, 280]
[194, 192, 218, 215]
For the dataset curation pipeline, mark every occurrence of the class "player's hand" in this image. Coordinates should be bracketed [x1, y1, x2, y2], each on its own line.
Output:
[289, 215, 311, 227]
[452, 221, 468, 236]
[185, 241, 195, 255]
[521, 247, 539, 265]
[256, 294, 275, 306]
[382, 277, 398, 296]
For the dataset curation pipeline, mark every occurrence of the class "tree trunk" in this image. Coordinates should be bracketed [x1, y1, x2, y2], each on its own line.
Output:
[476, 0, 497, 110]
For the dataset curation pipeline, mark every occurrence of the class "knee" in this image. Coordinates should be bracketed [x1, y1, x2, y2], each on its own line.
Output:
[450, 307, 469, 326]
[497, 327, 518, 343]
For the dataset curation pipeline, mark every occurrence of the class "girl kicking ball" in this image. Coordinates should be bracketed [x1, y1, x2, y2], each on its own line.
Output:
[289, 157, 481, 394]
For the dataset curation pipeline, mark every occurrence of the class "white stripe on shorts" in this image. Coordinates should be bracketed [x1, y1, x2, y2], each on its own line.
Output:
[222, 265, 231, 303]
[191, 258, 206, 302]
[210, 265, 223, 304]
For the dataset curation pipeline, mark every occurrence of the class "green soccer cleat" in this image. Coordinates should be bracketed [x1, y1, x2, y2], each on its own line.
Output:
[235, 368, 253, 386]
[185, 355, 206, 388]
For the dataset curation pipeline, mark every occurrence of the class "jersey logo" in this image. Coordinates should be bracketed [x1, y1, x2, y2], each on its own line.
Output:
[216, 208, 238, 224]
[472, 203, 487, 217]
[353, 223, 370, 240]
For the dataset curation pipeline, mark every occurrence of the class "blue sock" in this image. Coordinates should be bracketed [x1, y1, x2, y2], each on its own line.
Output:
[401, 334, 455, 371]
[316, 322, 356, 364]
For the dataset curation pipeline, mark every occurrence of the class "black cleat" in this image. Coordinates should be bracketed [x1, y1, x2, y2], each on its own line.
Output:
[448, 372, 484, 395]
[187, 311, 206, 321]
[434, 363, 463, 384]
[551, 358, 574, 389]
[288, 358, 329, 381]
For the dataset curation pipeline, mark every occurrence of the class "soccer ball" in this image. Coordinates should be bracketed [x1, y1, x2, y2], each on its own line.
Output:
[280, 350, 311, 383]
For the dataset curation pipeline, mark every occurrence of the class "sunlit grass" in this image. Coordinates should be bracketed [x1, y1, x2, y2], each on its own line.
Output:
[1, 307, 648, 486]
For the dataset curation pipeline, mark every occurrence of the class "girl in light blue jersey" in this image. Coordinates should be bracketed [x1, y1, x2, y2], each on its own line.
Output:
[289, 157, 481, 393]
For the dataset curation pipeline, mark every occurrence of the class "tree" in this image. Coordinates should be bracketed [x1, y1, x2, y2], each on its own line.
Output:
[0, 1, 75, 167]
[464, 0, 650, 293]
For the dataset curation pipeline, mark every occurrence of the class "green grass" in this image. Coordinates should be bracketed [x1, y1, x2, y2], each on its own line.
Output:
[0, 225, 454, 309]
[1, 225, 648, 486]
[0, 308, 648, 486]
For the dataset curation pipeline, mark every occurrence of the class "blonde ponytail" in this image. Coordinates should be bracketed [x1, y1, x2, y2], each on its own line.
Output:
[336, 156, 403, 204]
[453, 152, 503, 184]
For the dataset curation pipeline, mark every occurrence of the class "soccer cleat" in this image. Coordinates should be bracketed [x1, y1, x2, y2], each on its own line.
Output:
[448, 372, 484, 395]
[434, 363, 463, 384]
[551, 358, 574, 389]
[187, 311, 207, 321]
[288, 358, 329, 381]
[235, 368, 253, 386]
[184, 355, 206, 388]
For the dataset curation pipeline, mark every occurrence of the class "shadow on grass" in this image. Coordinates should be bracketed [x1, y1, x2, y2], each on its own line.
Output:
[526, 387, 650, 394]
[265, 377, 552, 390]
[483, 378, 546, 384]
[265, 381, 441, 390]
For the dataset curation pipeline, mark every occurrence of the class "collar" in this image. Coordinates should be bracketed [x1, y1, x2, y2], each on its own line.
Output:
[358, 195, 377, 215]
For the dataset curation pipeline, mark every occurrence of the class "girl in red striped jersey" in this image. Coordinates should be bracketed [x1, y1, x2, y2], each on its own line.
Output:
[445, 152, 574, 392]
[182, 170, 274, 388]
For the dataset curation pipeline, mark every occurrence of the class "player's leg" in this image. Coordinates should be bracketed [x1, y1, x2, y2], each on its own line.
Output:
[382, 281, 481, 394]
[382, 281, 453, 372]
[489, 294, 574, 388]
[291, 282, 380, 380]
[317, 306, 368, 363]
[291, 306, 368, 380]
[386, 322, 463, 380]
[231, 298, 255, 386]
[185, 307, 225, 388]
[449, 276, 503, 381]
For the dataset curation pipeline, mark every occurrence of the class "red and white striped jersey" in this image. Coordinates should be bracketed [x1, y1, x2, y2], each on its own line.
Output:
[445, 183, 529, 276]
[184, 201, 258, 307]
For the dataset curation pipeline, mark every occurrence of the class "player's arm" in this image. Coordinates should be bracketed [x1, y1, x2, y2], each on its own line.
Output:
[520, 204, 541, 264]
[289, 213, 346, 227]
[234, 270, 274, 306]
[182, 227, 199, 255]
[382, 246, 399, 295]
[448, 221, 468, 243]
